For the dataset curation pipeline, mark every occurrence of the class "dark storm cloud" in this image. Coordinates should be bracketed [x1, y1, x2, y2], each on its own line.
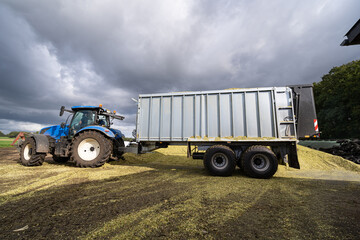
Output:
[0, 0, 359, 135]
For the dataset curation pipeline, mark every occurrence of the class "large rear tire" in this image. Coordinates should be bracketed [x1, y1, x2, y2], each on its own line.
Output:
[241, 145, 278, 179]
[204, 145, 236, 176]
[71, 131, 111, 167]
[20, 138, 45, 166]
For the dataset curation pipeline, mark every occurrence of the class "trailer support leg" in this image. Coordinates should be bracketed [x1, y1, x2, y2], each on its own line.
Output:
[187, 142, 191, 158]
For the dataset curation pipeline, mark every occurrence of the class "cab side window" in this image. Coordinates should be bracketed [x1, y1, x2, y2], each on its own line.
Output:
[98, 115, 109, 127]
[69, 110, 95, 135]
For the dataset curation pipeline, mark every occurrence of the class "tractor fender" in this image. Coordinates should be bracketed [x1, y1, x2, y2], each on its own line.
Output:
[76, 126, 116, 139]
[110, 128, 124, 140]
[31, 134, 50, 153]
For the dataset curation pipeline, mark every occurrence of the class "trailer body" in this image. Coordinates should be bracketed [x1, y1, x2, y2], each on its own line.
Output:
[137, 87, 296, 141]
[131, 85, 318, 178]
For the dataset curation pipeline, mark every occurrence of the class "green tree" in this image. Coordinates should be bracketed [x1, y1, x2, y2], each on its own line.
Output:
[313, 59, 360, 139]
[0, 131, 5, 137]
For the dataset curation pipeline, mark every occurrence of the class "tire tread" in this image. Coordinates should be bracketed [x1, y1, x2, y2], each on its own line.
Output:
[20, 138, 45, 166]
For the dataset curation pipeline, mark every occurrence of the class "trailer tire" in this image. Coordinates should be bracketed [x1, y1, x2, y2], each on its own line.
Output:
[20, 138, 45, 166]
[52, 155, 70, 163]
[241, 145, 278, 179]
[71, 131, 111, 168]
[204, 145, 236, 176]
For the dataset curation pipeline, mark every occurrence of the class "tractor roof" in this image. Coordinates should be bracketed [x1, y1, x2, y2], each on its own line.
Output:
[71, 106, 103, 111]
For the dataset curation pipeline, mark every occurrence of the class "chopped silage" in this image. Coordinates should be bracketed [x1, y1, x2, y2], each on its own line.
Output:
[275, 145, 360, 181]
[1, 146, 359, 240]
[2, 144, 359, 201]
[296, 145, 360, 172]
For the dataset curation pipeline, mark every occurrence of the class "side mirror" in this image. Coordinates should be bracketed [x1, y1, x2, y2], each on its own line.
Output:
[60, 106, 65, 116]
[60, 122, 66, 129]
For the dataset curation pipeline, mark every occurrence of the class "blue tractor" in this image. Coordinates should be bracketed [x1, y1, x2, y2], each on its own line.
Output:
[19, 105, 125, 167]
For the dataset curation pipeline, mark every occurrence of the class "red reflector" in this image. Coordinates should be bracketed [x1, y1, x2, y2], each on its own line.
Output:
[105, 129, 109, 132]
[314, 119, 318, 132]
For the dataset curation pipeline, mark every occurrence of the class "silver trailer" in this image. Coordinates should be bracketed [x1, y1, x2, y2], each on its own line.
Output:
[125, 85, 319, 178]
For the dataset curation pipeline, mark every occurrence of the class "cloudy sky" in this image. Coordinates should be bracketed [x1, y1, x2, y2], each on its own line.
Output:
[0, 0, 359, 136]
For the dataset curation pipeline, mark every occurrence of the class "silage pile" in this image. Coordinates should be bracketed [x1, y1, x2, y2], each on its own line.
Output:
[275, 145, 360, 181]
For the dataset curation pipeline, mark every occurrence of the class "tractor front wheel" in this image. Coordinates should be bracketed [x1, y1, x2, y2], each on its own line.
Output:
[20, 138, 45, 166]
[71, 131, 111, 167]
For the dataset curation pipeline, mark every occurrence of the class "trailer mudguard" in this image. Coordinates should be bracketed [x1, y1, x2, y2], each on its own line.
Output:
[288, 142, 300, 169]
[31, 134, 50, 153]
[76, 126, 116, 138]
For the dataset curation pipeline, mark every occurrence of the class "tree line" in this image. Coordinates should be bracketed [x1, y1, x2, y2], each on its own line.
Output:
[0, 131, 30, 138]
[313, 59, 360, 139]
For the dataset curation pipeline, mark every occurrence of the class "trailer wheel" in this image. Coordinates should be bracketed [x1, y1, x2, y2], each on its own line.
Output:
[20, 138, 45, 166]
[204, 145, 236, 176]
[52, 155, 70, 163]
[71, 131, 111, 167]
[241, 145, 278, 179]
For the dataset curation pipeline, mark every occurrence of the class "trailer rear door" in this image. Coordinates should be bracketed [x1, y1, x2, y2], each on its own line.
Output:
[289, 85, 319, 139]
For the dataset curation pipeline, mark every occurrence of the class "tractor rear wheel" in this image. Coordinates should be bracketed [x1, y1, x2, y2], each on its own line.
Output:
[71, 131, 111, 167]
[20, 138, 45, 166]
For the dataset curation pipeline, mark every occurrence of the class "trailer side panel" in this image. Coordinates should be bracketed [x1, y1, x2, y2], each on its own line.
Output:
[137, 87, 296, 142]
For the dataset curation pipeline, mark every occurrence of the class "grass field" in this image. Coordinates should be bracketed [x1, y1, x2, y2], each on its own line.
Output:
[0, 137, 15, 148]
[0, 146, 360, 239]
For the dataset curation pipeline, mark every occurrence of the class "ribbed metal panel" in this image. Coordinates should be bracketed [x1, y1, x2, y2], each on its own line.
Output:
[137, 87, 295, 142]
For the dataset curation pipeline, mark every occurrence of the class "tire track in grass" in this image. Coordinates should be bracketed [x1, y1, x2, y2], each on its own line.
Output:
[215, 178, 360, 240]
[82, 171, 272, 239]
[0, 171, 189, 240]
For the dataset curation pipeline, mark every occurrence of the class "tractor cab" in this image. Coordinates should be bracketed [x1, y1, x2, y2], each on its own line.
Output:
[58, 105, 124, 138]
[67, 106, 109, 137]
[39, 105, 125, 142]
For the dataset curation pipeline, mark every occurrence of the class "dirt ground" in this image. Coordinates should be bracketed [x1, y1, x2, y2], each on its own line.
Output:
[0, 146, 360, 239]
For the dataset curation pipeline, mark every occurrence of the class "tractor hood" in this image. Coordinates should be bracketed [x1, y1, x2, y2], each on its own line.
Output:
[40, 124, 69, 140]
[40, 124, 124, 141]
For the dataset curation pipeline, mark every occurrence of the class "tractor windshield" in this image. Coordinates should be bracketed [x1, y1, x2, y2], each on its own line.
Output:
[69, 110, 96, 135]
